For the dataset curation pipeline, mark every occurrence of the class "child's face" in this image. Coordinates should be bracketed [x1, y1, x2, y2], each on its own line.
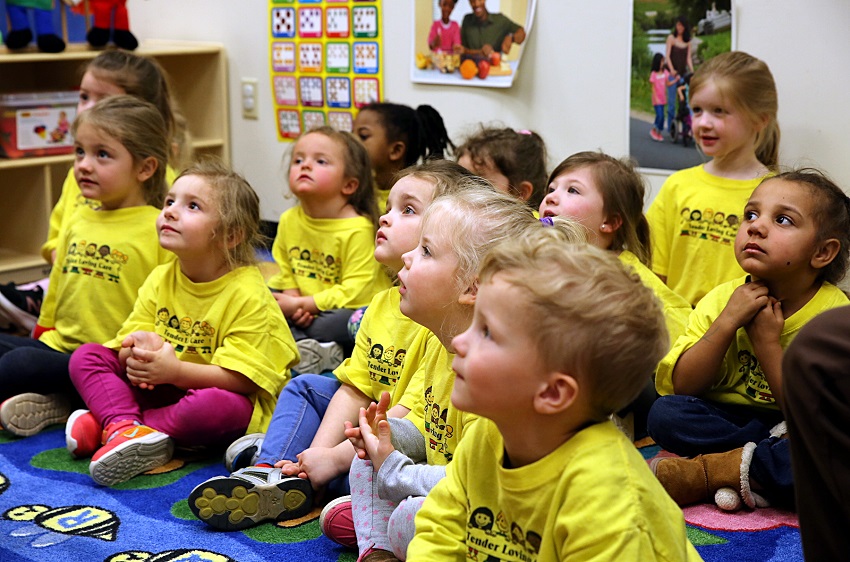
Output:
[157, 174, 223, 259]
[690, 79, 760, 162]
[451, 274, 547, 420]
[398, 213, 461, 331]
[539, 166, 609, 248]
[73, 122, 148, 210]
[440, 0, 456, 20]
[735, 178, 821, 281]
[289, 133, 355, 203]
[78, 70, 125, 114]
[458, 153, 512, 197]
[353, 109, 395, 176]
[375, 176, 436, 271]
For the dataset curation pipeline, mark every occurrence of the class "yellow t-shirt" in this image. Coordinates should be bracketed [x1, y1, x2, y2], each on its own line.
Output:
[333, 287, 423, 409]
[41, 165, 177, 261]
[105, 263, 297, 434]
[656, 276, 850, 405]
[400, 328, 478, 465]
[619, 250, 691, 348]
[409, 420, 702, 562]
[37, 205, 172, 353]
[646, 164, 767, 306]
[268, 205, 391, 310]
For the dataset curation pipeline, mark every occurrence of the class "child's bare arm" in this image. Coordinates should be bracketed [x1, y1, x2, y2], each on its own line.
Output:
[746, 299, 785, 404]
[673, 282, 770, 395]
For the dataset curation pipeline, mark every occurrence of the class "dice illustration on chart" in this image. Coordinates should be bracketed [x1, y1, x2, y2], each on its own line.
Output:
[278, 109, 300, 139]
[272, 8, 295, 38]
[302, 111, 326, 131]
[299, 7, 323, 38]
[273, 75, 297, 106]
[328, 111, 354, 132]
[354, 42, 379, 74]
[326, 7, 350, 38]
[272, 42, 296, 73]
[354, 78, 379, 108]
[299, 43, 323, 73]
[326, 43, 350, 73]
[326, 78, 351, 108]
[299, 77, 324, 107]
[352, 6, 378, 38]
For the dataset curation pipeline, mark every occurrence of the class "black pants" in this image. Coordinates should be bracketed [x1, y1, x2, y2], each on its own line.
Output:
[782, 306, 850, 560]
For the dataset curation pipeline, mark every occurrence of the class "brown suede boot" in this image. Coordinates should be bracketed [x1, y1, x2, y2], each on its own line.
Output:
[361, 549, 401, 562]
[650, 443, 757, 509]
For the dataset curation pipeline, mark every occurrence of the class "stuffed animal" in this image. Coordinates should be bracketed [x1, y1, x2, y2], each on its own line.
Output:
[4, 0, 66, 53]
[70, 0, 138, 50]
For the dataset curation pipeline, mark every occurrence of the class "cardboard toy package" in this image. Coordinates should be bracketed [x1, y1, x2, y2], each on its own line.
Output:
[0, 91, 78, 158]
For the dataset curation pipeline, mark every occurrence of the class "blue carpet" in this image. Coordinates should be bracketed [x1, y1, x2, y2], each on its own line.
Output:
[0, 427, 801, 561]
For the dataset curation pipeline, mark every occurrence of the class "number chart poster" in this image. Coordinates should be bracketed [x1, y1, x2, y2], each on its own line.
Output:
[269, 0, 384, 141]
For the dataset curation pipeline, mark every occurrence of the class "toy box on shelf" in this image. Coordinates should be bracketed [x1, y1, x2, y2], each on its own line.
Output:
[0, 91, 77, 158]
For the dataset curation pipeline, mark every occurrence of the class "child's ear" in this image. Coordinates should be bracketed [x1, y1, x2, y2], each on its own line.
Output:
[136, 156, 158, 183]
[341, 178, 359, 196]
[600, 213, 623, 234]
[457, 278, 478, 306]
[516, 181, 534, 203]
[226, 228, 245, 250]
[811, 238, 841, 270]
[388, 141, 407, 163]
[534, 372, 579, 415]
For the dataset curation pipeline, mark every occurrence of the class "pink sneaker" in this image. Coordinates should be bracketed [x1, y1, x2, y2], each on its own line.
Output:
[649, 128, 664, 142]
[65, 409, 101, 458]
[321, 495, 356, 548]
[89, 420, 173, 486]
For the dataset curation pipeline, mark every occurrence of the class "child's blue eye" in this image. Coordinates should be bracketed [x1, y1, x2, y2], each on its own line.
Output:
[403, 206, 416, 215]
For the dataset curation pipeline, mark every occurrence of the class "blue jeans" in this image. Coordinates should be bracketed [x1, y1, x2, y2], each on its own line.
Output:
[256, 374, 349, 495]
[0, 333, 77, 404]
[647, 395, 794, 507]
[653, 104, 665, 132]
[666, 82, 678, 131]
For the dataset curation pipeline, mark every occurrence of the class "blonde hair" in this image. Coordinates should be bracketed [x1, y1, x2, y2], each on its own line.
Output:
[391, 159, 477, 202]
[72, 95, 169, 207]
[479, 239, 668, 418]
[690, 51, 780, 169]
[84, 50, 178, 162]
[286, 126, 380, 228]
[548, 151, 652, 265]
[177, 157, 263, 270]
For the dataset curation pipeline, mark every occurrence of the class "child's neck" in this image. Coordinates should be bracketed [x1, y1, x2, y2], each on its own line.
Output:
[178, 253, 231, 284]
[495, 410, 590, 468]
[433, 306, 474, 352]
[300, 195, 358, 220]
[705, 149, 768, 180]
[757, 273, 822, 318]
[99, 188, 148, 211]
[375, 164, 402, 193]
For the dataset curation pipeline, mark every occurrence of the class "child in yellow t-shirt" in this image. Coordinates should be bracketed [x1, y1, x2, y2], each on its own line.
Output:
[409, 235, 700, 561]
[649, 170, 850, 512]
[65, 158, 297, 488]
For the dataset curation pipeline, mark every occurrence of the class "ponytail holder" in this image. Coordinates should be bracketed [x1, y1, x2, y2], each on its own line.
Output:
[518, 129, 532, 135]
[540, 217, 554, 227]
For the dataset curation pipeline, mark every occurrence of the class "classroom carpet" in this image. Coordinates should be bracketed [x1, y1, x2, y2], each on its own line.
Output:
[0, 428, 801, 562]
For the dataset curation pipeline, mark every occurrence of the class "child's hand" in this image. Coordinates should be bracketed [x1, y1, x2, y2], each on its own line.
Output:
[274, 292, 301, 318]
[290, 307, 315, 328]
[344, 392, 395, 471]
[746, 297, 784, 349]
[126, 331, 164, 352]
[125, 342, 181, 390]
[719, 280, 770, 330]
[290, 447, 350, 489]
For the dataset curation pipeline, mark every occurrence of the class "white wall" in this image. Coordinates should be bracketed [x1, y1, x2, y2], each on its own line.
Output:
[128, 0, 850, 220]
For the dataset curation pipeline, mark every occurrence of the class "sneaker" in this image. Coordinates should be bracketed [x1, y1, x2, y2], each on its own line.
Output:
[0, 283, 44, 332]
[89, 420, 173, 486]
[294, 339, 344, 374]
[649, 128, 664, 142]
[66, 409, 101, 458]
[188, 466, 313, 530]
[320, 495, 356, 548]
[224, 432, 265, 472]
[0, 393, 71, 437]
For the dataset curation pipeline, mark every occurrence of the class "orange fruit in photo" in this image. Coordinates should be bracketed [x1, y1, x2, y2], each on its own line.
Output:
[460, 59, 477, 79]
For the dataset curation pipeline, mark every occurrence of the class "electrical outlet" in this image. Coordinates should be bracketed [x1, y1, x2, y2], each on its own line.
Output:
[241, 78, 258, 120]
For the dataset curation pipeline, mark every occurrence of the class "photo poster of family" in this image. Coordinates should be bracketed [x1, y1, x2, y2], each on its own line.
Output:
[268, 0, 385, 141]
[410, 0, 537, 88]
[629, 0, 734, 171]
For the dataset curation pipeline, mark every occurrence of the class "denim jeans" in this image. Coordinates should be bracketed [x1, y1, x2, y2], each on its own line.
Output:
[666, 82, 678, 131]
[647, 394, 794, 507]
[653, 104, 665, 132]
[0, 333, 76, 404]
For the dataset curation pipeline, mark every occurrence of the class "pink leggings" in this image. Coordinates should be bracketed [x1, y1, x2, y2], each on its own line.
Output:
[69, 342, 252, 447]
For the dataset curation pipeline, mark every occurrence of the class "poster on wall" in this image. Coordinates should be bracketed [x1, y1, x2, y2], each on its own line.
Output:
[269, 0, 384, 141]
[410, 0, 536, 88]
[629, 1, 735, 171]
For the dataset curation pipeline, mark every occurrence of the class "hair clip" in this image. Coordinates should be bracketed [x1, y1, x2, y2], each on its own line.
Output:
[518, 129, 532, 135]
[540, 216, 554, 226]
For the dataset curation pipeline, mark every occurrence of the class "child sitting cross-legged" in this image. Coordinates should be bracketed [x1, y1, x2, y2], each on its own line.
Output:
[406, 234, 701, 560]
[648, 169, 850, 511]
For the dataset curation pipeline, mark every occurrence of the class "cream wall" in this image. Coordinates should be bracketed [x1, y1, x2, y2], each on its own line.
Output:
[128, 0, 850, 221]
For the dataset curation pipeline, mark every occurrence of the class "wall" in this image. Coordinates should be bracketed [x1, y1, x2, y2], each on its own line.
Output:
[128, 0, 850, 220]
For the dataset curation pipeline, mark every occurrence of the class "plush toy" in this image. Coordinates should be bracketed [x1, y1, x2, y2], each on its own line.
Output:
[4, 0, 67, 53]
[70, 0, 138, 50]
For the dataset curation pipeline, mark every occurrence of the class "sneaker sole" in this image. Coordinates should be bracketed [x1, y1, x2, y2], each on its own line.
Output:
[0, 393, 71, 437]
[295, 340, 343, 374]
[0, 290, 38, 332]
[89, 432, 174, 486]
[189, 475, 313, 530]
